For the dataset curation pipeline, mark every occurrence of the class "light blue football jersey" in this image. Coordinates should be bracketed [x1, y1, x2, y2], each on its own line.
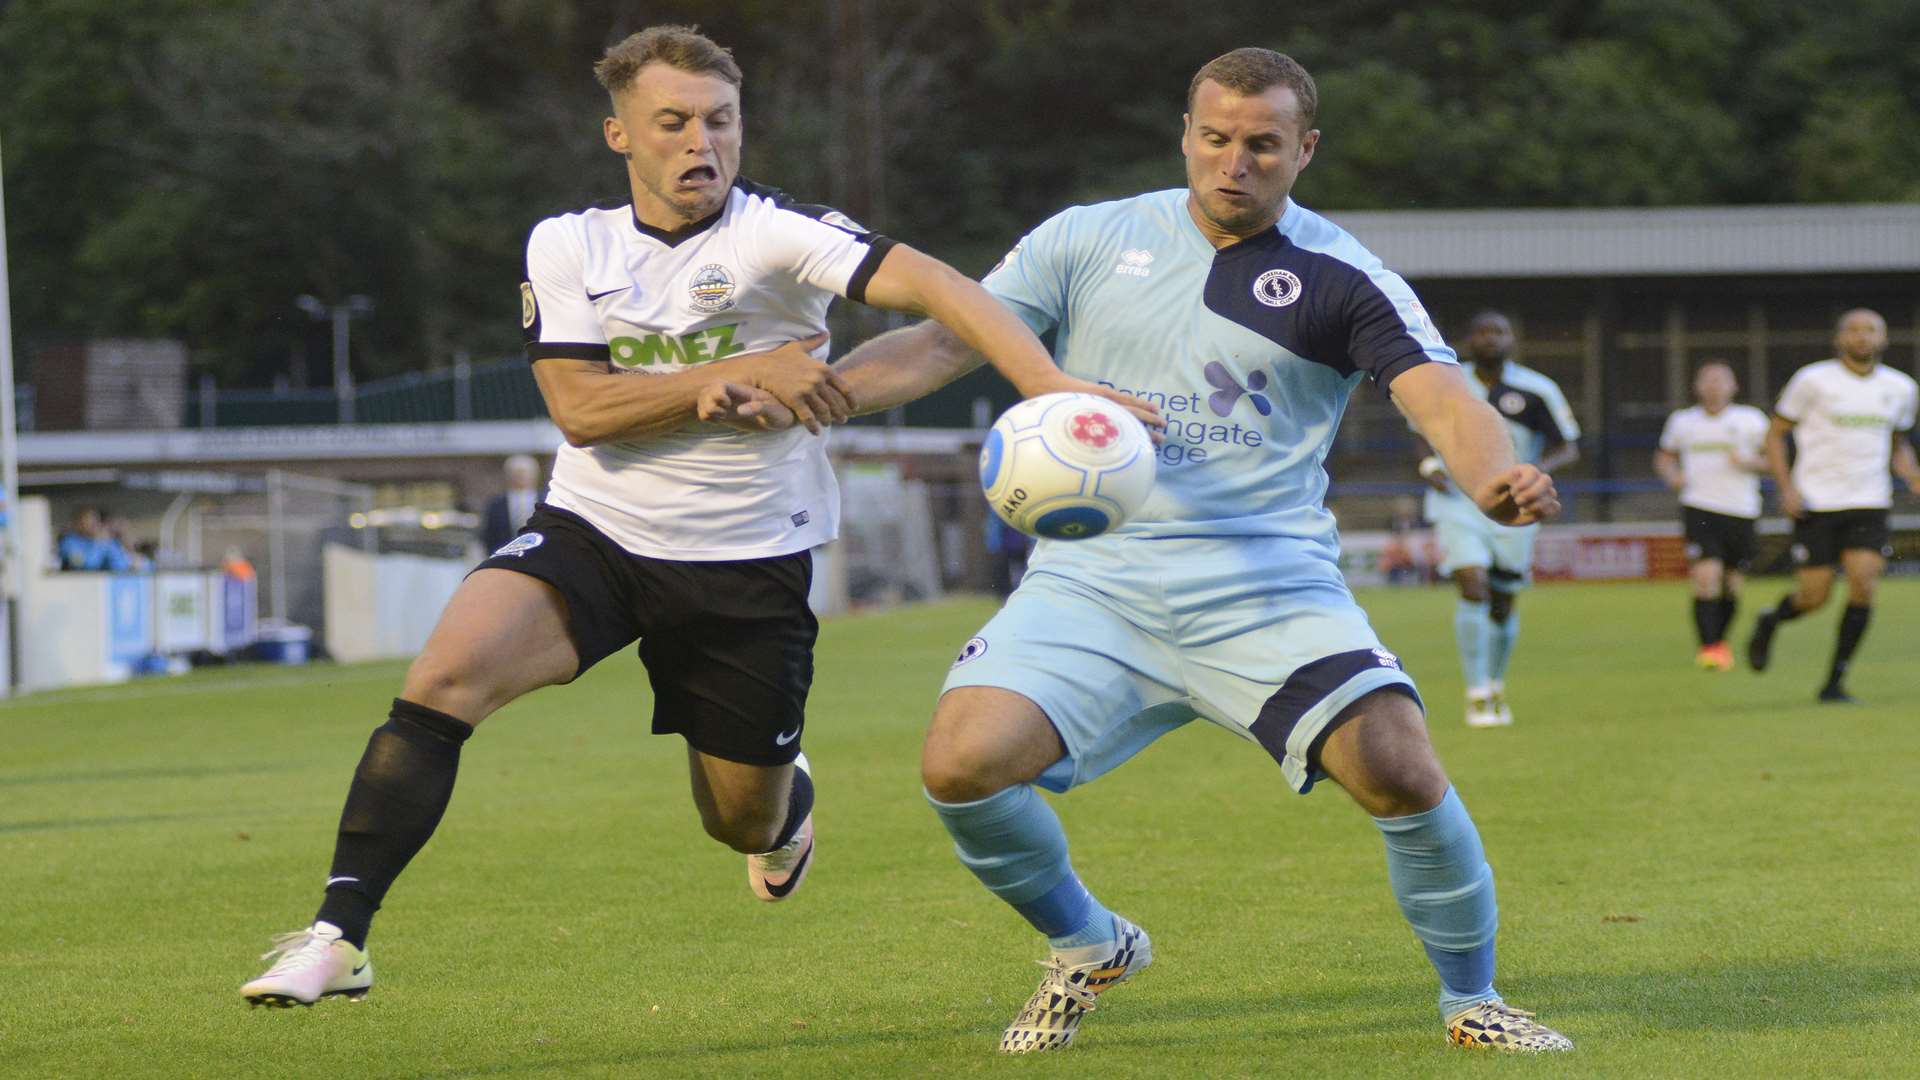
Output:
[1423, 360, 1580, 523]
[983, 188, 1456, 577]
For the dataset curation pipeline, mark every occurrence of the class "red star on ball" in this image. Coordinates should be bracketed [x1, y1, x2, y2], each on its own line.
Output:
[1070, 411, 1119, 448]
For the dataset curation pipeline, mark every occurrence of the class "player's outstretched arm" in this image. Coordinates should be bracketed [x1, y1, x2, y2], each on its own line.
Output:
[830, 321, 983, 417]
[1392, 363, 1559, 526]
[1764, 414, 1802, 517]
[855, 244, 1163, 431]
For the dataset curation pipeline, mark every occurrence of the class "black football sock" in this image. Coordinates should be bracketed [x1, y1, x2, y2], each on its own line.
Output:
[1692, 599, 1721, 646]
[314, 698, 473, 948]
[1824, 605, 1871, 692]
[1772, 594, 1806, 623]
[767, 764, 815, 851]
[1718, 594, 1738, 640]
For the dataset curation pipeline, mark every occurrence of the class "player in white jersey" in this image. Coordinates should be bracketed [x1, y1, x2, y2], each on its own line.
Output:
[822, 49, 1571, 1054]
[1415, 312, 1580, 726]
[240, 25, 1151, 1008]
[1747, 309, 1920, 702]
[1655, 361, 1769, 671]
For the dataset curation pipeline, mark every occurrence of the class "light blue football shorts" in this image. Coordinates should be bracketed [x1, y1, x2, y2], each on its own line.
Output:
[1429, 494, 1539, 589]
[941, 535, 1420, 795]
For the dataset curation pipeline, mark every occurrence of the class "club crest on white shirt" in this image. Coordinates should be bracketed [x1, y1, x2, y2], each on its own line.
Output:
[688, 263, 737, 313]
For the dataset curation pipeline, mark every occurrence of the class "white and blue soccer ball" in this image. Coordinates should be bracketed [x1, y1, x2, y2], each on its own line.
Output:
[979, 392, 1156, 540]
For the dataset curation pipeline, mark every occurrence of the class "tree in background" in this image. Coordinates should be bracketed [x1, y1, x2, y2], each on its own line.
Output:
[3, 0, 1917, 386]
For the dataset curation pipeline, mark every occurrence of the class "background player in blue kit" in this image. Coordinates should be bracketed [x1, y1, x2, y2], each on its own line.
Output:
[1415, 312, 1581, 726]
[829, 48, 1573, 1054]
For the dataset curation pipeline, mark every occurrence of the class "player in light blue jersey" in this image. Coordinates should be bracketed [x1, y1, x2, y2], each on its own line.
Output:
[825, 48, 1573, 1055]
[1414, 312, 1580, 727]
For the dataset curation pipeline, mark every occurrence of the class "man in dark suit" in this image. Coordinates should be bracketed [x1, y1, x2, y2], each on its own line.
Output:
[480, 455, 542, 554]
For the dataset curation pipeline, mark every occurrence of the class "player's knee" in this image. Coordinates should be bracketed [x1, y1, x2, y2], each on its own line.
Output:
[921, 743, 1007, 804]
[401, 654, 496, 723]
[1457, 579, 1489, 604]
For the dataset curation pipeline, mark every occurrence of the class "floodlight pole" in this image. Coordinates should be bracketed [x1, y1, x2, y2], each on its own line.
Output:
[0, 134, 20, 696]
[296, 294, 373, 424]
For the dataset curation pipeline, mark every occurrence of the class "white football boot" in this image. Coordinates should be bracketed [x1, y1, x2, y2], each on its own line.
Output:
[999, 915, 1152, 1053]
[748, 752, 815, 901]
[1465, 689, 1508, 728]
[240, 921, 372, 1007]
[1488, 681, 1516, 726]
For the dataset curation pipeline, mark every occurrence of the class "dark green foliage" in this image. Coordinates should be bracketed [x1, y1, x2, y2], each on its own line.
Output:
[3, 0, 1916, 383]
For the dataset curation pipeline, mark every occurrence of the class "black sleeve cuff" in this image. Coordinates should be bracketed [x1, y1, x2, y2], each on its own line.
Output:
[526, 343, 611, 363]
[845, 236, 898, 305]
[1373, 352, 1436, 390]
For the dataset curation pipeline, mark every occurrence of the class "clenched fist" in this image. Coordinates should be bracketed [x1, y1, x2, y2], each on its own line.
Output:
[1473, 464, 1560, 526]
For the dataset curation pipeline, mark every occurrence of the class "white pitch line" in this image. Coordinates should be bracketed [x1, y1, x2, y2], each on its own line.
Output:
[0, 664, 405, 709]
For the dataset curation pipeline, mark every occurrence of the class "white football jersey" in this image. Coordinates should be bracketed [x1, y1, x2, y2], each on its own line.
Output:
[522, 179, 894, 560]
[1773, 359, 1919, 511]
[1658, 403, 1769, 518]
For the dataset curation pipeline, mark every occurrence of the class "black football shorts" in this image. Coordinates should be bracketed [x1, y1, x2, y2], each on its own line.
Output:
[475, 503, 817, 766]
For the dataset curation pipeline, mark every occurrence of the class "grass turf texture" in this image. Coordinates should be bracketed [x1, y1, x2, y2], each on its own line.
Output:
[3, 580, 1917, 1079]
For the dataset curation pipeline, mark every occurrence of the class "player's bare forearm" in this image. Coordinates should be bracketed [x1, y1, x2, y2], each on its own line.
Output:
[531, 358, 719, 446]
[856, 245, 1163, 431]
[1393, 365, 1515, 496]
[535, 335, 843, 444]
[1765, 416, 1797, 499]
[1894, 434, 1920, 493]
[1539, 440, 1580, 474]
[857, 244, 1060, 394]
[1392, 363, 1557, 524]
[831, 321, 985, 416]
[1653, 449, 1683, 491]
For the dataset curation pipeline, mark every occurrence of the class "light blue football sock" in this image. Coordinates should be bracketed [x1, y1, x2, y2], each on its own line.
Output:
[1454, 600, 1493, 690]
[927, 784, 1113, 949]
[1374, 786, 1500, 1018]
[1487, 610, 1520, 684]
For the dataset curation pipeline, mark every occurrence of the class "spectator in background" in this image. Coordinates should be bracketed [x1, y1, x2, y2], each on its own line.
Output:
[106, 514, 153, 571]
[56, 506, 133, 572]
[222, 546, 257, 582]
[481, 455, 542, 555]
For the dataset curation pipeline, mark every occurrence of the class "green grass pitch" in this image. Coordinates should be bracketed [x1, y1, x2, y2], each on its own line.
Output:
[3, 579, 1917, 1078]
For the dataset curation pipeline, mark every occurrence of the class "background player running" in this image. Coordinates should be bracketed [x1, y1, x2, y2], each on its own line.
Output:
[1414, 312, 1579, 726]
[240, 24, 1148, 1008]
[1656, 361, 1769, 670]
[1747, 308, 1919, 702]
[828, 48, 1572, 1054]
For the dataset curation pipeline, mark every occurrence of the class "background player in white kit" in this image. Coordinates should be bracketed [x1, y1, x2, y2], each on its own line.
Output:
[1747, 309, 1920, 702]
[1655, 361, 1769, 671]
[239, 24, 1150, 1008]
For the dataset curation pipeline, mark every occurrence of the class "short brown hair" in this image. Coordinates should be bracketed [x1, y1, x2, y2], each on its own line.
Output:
[1187, 48, 1317, 130]
[593, 25, 742, 95]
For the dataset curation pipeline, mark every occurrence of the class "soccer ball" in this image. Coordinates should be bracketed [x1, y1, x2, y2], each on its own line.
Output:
[979, 392, 1156, 540]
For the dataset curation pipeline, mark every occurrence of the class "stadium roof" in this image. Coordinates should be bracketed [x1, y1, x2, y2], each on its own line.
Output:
[1322, 202, 1920, 279]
